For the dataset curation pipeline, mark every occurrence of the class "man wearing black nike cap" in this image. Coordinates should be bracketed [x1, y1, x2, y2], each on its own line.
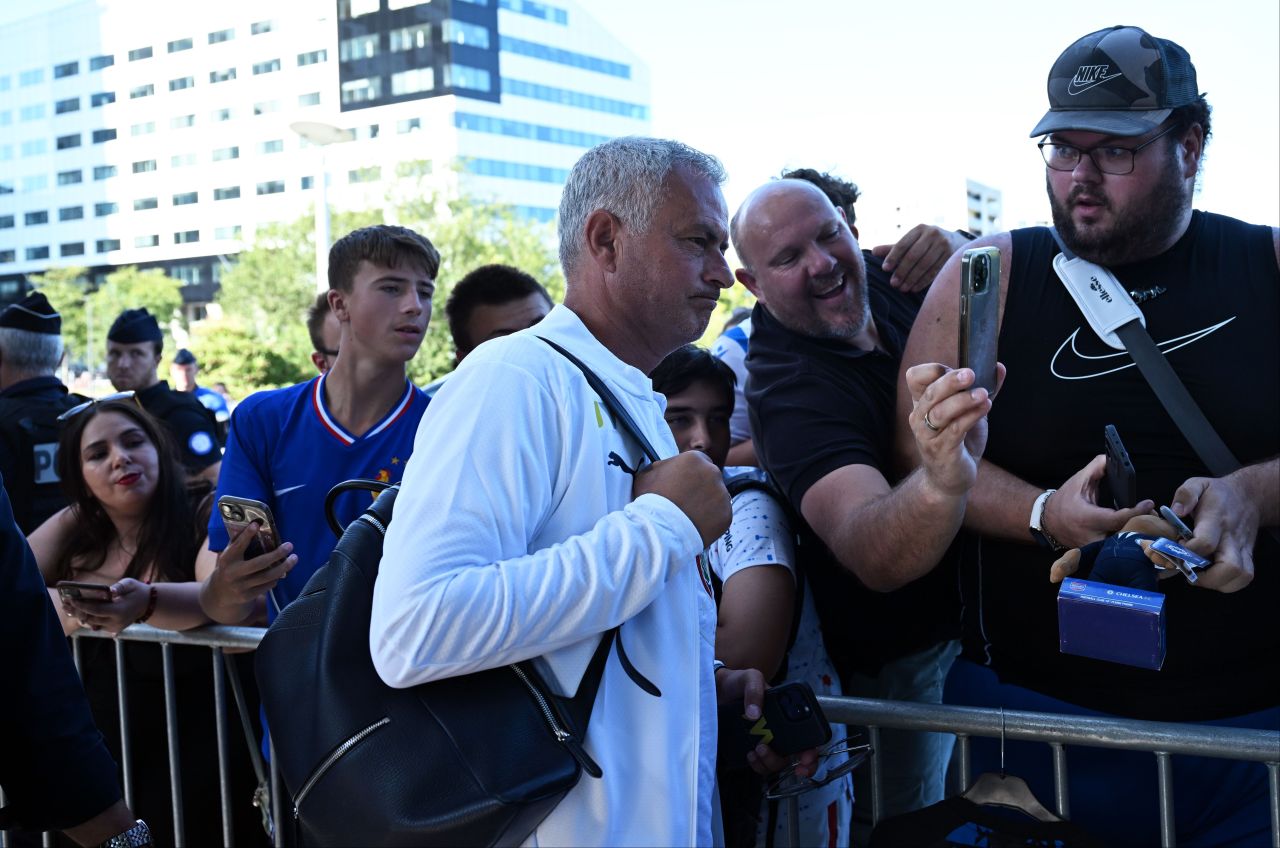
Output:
[897, 25, 1278, 844]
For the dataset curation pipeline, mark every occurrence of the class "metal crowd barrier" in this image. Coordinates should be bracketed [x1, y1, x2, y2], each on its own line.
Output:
[820, 694, 1280, 848]
[4, 625, 1277, 847]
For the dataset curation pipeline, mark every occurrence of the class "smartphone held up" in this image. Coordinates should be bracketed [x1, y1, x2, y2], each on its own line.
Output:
[959, 246, 1000, 394]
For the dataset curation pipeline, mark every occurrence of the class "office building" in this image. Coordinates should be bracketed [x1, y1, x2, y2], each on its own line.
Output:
[0, 0, 650, 310]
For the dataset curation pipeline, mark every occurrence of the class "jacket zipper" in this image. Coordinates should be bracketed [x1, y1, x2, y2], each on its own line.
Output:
[293, 717, 390, 817]
[509, 663, 602, 778]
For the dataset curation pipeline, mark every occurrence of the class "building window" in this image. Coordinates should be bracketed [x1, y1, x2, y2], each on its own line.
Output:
[54, 61, 79, 78]
[0, 181, 14, 194]
[213, 186, 240, 200]
[174, 230, 199, 244]
[397, 117, 421, 134]
[134, 197, 158, 210]
[58, 206, 84, 221]
[173, 191, 198, 206]
[339, 0, 381, 17]
[130, 84, 154, 99]
[502, 78, 649, 119]
[131, 121, 156, 136]
[0, 251, 13, 263]
[90, 55, 114, 71]
[253, 100, 280, 115]
[91, 129, 117, 145]
[20, 104, 46, 121]
[214, 225, 242, 240]
[167, 37, 194, 53]
[297, 49, 327, 66]
[209, 28, 235, 44]
[390, 23, 432, 52]
[0, 215, 13, 228]
[95, 202, 118, 216]
[171, 114, 195, 129]
[96, 238, 121, 252]
[60, 242, 85, 257]
[348, 166, 381, 183]
[298, 91, 321, 107]
[91, 91, 115, 107]
[21, 175, 48, 192]
[259, 139, 284, 154]
[134, 235, 159, 248]
[454, 112, 608, 148]
[256, 180, 285, 195]
[340, 34, 379, 61]
[169, 76, 194, 91]
[497, 0, 567, 24]
[252, 59, 281, 75]
[56, 133, 82, 150]
[250, 20, 274, 34]
[340, 77, 381, 104]
[128, 46, 153, 61]
[21, 139, 47, 156]
[55, 97, 81, 114]
[211, 107, 233, 122]
[26, 246, 50, 261]
[19, 68, 44, 86]
[171, 152, 197, 167]
[210, 68, 236, 83]
[444, 64, 491, 92]
[57, 169, 83, 186]
[132, 159, 157, 173]
[300, 175, 314, 189]
[443, 20, 490, 48]
[0, 111, 10, 126]
[464, 158, 570, 184]
[0, 143, 9, 160]
[212, 146, 239, 161]
[499, 35, 630, 78]
[391, 68, 435, 96]
[93, 165, 117, 180]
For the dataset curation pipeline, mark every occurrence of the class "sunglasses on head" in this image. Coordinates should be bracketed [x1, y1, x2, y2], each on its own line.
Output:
[56, 391, 143, 423]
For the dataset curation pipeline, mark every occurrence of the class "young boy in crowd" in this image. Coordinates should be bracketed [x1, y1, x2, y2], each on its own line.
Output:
[652, 344, 853, 847]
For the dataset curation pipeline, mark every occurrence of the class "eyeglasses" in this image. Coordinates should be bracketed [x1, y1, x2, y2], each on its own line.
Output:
[1037, 124, 1178, 176]
[316, 347, 339, 357]
[56, 391, 142, 423]
[764, 736, 873, 800]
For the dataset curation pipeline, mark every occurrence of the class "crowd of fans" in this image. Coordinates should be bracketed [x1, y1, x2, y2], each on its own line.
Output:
[1, 23, 1276, 848]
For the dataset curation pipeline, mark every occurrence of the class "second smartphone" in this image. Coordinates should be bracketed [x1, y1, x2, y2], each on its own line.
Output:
[959, 246, 1001, 394]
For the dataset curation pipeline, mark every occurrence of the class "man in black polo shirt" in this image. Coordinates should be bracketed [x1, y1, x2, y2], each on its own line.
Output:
[106, 308, 221, 481]
[731, 178, 999, 825]
[0, 292, 85, 533]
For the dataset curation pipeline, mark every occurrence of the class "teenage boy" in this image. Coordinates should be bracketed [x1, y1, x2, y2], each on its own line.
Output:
[199, 225, 439, 625]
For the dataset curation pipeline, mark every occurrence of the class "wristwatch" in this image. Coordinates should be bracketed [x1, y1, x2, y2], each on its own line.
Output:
[100, 820, 152, 848]
[1029, 489, 1065, 551]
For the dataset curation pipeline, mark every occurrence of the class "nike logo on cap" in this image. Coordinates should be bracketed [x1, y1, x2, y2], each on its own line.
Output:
[1067, 64, 1124, 96]
[1050, 318, 1234, 380]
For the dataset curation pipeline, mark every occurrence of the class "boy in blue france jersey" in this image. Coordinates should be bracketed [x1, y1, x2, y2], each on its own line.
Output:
[199, 225, 438, 625]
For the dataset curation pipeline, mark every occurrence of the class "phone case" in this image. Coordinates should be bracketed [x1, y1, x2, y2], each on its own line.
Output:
[718, 681, 832, 757]
[1103, 424, 1137, 509]
[959, 247, 1001, 393]
[56, 581, 114, 601]
[218, 496, 280, 556]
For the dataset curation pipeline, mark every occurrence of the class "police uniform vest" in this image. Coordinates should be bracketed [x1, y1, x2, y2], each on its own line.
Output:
[0, 380, 85, 534]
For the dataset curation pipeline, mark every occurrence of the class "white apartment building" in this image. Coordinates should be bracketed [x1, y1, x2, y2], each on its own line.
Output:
[0, 0, 650, 309]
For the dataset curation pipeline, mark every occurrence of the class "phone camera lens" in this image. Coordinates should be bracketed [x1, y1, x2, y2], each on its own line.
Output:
[974, 255, 989, 291]
[230, 506, 245, 521]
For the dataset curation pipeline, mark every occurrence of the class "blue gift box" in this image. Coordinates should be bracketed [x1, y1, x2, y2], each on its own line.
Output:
[1058, 578, 1166, 670]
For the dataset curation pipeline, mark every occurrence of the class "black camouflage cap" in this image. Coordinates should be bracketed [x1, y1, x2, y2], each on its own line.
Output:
[1030, 26, 1199, 137]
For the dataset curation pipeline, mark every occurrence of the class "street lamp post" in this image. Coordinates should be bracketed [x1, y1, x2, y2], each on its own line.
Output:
[290, 121, 356, 293]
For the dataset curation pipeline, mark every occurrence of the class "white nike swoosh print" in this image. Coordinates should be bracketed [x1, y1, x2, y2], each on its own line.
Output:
[1066, 74, 1123, 96]
[273, 484, 305, 497]
[1049, 318, 1235, 380]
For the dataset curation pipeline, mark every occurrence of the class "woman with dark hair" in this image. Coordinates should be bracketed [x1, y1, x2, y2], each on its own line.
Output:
[28, 397, 265, 847]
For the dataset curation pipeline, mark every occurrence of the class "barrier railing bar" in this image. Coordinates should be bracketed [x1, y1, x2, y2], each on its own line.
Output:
[1050, 742, 1070, 818]
[270, 737, 285, 848]
[113, 640, 133, 810]
[74, 623, 265, 650]
[212, 649, 234, 846]
[1269, 762, 1280, 848]
[955, 732, 972, 793]
[785, 795, 799, 848]
[161, 643, 185, 846]
[1155, 751, 1175, 848]
[818, 696, 1280, 764]
[867, 725, 883, 824]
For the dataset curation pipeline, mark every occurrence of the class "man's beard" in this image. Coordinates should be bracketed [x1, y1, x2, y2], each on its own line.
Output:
[798, 262, 871, 342]
[1048, 156, 1191, 266]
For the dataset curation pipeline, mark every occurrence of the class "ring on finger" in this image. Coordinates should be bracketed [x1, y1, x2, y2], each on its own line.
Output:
[923, 410, 941, 432]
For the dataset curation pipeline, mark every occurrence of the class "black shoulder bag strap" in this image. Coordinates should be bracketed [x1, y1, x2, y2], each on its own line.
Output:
[1049, 228, 1241, 477]
[537, 335, 663, 698]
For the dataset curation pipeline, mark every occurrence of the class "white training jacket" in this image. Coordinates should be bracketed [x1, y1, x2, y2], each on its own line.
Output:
[371, 305, 718, 847]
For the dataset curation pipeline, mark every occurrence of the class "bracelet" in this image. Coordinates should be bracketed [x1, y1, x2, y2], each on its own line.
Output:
[712, 659, 727, 675]
[100, 819, 152, 848]
[135, 585, 159, 624]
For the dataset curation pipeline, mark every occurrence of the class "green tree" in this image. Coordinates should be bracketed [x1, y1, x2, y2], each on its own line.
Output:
[187, 318, 307, 398]
[89, 266, 185, 363]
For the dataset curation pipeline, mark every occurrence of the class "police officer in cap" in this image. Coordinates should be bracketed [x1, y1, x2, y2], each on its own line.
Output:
[0, 292, 85, 533]
[106, 308, 221, 481]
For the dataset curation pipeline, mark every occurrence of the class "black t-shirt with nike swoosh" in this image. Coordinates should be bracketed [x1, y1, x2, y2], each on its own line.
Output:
[968, 211, 1280, 720]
